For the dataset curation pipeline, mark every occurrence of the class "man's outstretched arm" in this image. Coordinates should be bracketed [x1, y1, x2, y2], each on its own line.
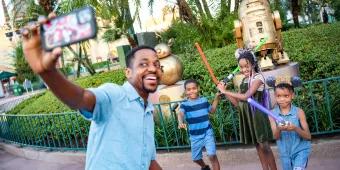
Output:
[22, 13, 95, 112]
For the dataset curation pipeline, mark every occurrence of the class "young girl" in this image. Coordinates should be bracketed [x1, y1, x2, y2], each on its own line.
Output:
[217, 49, 277, 170]
[269, 81, 311, 170]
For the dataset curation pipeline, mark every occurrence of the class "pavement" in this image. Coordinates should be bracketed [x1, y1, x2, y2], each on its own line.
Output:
[0, 148, 84, 170]
[0, 90, 45, 113]
[0, 136, 340, 170]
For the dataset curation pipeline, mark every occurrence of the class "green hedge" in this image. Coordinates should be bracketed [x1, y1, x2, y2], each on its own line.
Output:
[7, 70, 126, 114]
[7, 22, 340, 114]
[177, 22, 340, 94]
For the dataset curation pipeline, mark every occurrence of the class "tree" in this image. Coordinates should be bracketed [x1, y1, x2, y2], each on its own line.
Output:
[220, 0, 230, 17]
[234, 0, 240, 13]
[291, 0, 301, 27]
[177, 0, 197, 24]
[194, 0, 205, 18]
[90, 0, 139, 46]
[201, 0, 213, 19]
[331, 0, 340, 20]
[12, 43, 37, 83]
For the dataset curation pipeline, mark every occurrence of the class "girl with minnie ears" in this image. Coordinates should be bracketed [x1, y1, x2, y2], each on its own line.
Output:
[267, 76, 311, 170]
[217, 49, 277, 170]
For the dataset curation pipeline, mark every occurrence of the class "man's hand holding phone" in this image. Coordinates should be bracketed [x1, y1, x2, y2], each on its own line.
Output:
[21, 7, 98, 113]
[22, 13, 62, 74]
[22, 6, 97, 74]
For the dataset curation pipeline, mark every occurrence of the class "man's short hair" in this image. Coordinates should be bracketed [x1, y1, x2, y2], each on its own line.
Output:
[125, 46, 156, 68]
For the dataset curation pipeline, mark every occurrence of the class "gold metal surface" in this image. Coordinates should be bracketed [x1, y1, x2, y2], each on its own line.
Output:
[235, 0, 290, 70]
[159, 55, 184, 86]
[155, 43, 171, 59]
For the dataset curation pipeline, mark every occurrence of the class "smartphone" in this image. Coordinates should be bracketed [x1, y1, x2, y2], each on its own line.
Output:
[40, 6, 97, 51]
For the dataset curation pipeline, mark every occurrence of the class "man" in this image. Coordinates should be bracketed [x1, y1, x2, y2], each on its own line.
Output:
[22, 13, 162, 170]
[23, 79, 33, 93]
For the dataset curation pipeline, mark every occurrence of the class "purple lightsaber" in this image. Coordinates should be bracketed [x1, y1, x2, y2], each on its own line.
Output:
[247, 98, 285, 123]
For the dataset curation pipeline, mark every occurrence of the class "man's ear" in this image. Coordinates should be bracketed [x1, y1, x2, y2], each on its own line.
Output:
[125, 68, 132, 79]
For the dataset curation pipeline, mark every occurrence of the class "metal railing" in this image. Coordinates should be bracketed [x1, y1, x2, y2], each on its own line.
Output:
[0, 77, 339, 151]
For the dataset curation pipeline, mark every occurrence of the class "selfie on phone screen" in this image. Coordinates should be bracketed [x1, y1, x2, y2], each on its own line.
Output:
[41, 7, 97, 50]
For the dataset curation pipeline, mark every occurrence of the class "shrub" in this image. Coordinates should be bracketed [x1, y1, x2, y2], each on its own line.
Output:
[8, 22, 340, 115]
[7, 69, 126, 114]
[160, 14, 237, 55]
[91, 61, 110, 70]
[177, 22, 340, 93]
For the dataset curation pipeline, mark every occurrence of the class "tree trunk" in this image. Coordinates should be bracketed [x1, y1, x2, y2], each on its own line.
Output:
[81, 44, 96, 75]
[38, 0, 53, 13]
[177, 0, 196, 24]
[76, 60, 81, 78]
[291, 0, 300, 27]
[126, 34, 137, 48]
[77, 45, 82, 77]
[2, 0, 10, 23]
[201, 0, 212, 19]
[195, 0, 206, 19]
[67, 44, 96, 77]
[219, 0, 230, 20]
[228, 0, 231, 12]
[235, 0, 240, 13]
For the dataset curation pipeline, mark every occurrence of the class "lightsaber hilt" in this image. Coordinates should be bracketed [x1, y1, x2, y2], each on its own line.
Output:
[222, 67, 240, 84]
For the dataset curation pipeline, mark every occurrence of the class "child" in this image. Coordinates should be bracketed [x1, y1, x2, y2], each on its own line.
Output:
[178, 79, 220, 170]
[217, 49, 277, 170]
[269, 82, 311, 170]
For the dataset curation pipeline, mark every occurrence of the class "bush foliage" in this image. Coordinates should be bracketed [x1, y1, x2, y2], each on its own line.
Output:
[4, 23, 340, 149]
[7, 69, 126, 114]
[8, 22, 340, 114]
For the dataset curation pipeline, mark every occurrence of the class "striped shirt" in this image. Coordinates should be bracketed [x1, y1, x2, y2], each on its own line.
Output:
[180, 97, 212, 139]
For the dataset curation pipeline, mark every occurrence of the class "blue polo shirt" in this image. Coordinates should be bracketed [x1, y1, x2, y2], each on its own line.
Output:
[80, 82, 156, 170]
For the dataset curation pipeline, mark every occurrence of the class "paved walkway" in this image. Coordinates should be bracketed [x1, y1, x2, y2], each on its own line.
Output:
[0, 90, 45, 113]
[0, 148, 84, 170]
[1, 137, 340, 170]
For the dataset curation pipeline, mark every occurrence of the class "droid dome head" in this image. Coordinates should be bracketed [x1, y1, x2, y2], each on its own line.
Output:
[155, 43, 171, 59]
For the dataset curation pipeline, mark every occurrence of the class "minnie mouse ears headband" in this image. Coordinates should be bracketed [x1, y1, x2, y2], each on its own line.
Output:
[266, 76, 302, 88]
[234, 48, 257, 62]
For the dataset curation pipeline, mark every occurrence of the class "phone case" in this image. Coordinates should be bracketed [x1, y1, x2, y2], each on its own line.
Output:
[40, 6, 97, 51]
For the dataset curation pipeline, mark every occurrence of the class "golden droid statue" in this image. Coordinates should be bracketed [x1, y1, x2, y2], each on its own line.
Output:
[149, 43, 185, 117]
[155, 43, 183, 85]
[234, 0, 290, 70]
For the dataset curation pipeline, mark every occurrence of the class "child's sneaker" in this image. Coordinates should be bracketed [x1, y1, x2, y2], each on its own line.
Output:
[201, 165, 211, 170]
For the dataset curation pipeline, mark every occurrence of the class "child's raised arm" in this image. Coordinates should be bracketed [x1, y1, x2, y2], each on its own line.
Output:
[217, 79, 263, 104]
[209, 93, 220, 114]
[217, 82, 239, 106]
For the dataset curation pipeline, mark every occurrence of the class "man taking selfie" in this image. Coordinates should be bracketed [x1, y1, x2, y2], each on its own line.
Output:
[22, 13, 162, 170]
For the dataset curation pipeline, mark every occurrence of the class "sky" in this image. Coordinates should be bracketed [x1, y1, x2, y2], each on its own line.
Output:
[130, 0, 174, 33]
[0, 0, 8, 26]
[0, 0, 173, 30]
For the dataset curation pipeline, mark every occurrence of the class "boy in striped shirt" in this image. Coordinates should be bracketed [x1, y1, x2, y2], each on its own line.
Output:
[178, 79, 221, 170]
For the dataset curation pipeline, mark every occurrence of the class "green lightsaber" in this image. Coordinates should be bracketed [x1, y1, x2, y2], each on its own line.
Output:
[223, 36, 268, 83]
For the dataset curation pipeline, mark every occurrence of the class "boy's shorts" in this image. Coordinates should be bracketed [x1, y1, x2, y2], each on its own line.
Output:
[190, 129, 216, 160]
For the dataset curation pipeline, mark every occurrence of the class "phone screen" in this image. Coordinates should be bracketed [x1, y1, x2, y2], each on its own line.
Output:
[41, 6, 97, 51]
